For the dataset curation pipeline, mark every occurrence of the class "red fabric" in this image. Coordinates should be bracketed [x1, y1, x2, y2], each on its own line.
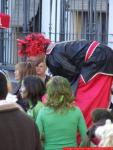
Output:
[85, 41, 100, 62]
[75, 74, 113, 127]
[0, 13, 10, 29]
[91, 137, 100, 145]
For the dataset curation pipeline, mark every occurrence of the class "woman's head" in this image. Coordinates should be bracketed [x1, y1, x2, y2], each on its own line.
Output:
[20, 75, 45, 106]
[14, 62, 36, 81]
[36, 61, 47, 77]
[46, 76, 74, 110]
[0, 72, 8, 99]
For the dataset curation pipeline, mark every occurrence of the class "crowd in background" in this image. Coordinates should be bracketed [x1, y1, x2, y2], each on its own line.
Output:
[1, 33, 113, 150]
[1, 60, 113, 150]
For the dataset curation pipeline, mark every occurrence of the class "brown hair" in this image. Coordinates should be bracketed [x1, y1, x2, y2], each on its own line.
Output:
[92, 108, 113, 123]
[23, 75, 46, 106]
[15, 62, 37, 81]
[46, 76, 75, 111]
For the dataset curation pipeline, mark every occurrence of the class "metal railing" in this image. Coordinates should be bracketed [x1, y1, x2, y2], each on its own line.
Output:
[0, 0, 110, 67]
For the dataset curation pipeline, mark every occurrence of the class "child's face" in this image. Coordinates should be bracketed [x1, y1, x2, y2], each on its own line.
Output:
[36, 62, 47, 76]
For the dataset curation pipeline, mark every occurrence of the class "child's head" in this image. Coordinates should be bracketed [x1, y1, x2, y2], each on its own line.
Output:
[35, 61, 47, 77]
[46, 76, 74, 110]
[95, 119, 113, 147]
[20, 75, 45, 106]
[91, 108, 113, 123]
[15, 62, 36, 81]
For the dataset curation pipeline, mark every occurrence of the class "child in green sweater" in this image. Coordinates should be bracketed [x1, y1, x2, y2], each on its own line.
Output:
[20, 75, 45, 121]
[36, 76, 87, 150]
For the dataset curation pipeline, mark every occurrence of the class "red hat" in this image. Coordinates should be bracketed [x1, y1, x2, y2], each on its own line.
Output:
[17, 33, 51, 57]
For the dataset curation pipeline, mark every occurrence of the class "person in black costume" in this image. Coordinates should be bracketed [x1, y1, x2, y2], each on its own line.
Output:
[46, 40, 113, 86]
[17, 33, 113, 127]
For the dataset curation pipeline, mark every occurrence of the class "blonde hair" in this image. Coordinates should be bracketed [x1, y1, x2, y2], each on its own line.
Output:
[46, 76, 75, 111]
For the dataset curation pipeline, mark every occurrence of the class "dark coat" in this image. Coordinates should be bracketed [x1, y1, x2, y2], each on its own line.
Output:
[46, 40, 113, 95]
[0, 102, 42, 150]
[46, 40, 113, 83]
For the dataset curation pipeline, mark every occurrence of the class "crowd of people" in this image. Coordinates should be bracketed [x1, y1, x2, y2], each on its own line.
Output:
[1, 33, 113, 150]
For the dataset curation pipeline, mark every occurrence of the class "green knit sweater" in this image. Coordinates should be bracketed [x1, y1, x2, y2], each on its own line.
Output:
[27, 101, 43, 121]
[36, 106, 87, 150]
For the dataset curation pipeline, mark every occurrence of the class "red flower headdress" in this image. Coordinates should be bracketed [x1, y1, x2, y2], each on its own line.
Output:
[17, 33, 51, 57]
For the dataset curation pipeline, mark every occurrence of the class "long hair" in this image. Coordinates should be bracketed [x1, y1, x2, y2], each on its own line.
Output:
[0, 72, 8, 99]
[46, 76, 74, 111]
[23, 75, 46, 106]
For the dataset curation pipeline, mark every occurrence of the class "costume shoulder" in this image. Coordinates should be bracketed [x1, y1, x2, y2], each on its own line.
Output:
[46, 40, 91, 81]
[81, 43, 113, 82]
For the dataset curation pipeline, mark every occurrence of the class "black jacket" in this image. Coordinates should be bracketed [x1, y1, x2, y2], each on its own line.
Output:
[46, 40, 113, 83]
[46, 40, 113, 94]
